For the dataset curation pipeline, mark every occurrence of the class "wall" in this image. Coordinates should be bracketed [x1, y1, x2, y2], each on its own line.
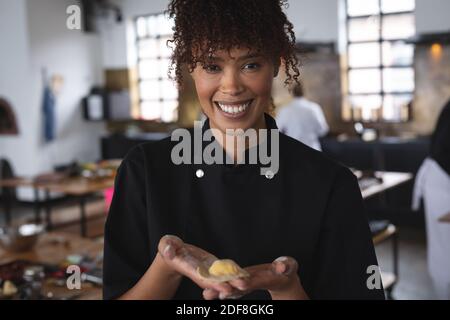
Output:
[0, 0, 34, 177]
[286, 0, 339, 43]
[412, 44, 450, 135]
[411, 0, 450, 135]
[416, 0, 450, 34]
[0, 0, 106, 200]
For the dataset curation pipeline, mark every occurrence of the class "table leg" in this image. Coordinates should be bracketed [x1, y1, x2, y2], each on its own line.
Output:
[393, 230, 399, 278]
[33, 187, 41, 223]
[3, 194, 12, 226]
[44, 189, 53, 230]
[80, 195, 87, 238]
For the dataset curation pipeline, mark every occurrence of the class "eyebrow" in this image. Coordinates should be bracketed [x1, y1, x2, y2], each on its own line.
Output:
[206, 53, 263, 62]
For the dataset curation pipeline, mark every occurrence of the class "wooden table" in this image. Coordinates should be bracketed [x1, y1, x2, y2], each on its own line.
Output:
[42, 177, 114, 237]
[0, 232, 103, 300]
[0, 178, 41, 226]
[0, 176, 114, 237]
[358, 171, 414, 200]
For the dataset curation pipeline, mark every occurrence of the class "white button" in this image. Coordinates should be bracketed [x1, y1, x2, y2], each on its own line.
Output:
[265, 170, 274, 179]
[196, 169, 204, 178]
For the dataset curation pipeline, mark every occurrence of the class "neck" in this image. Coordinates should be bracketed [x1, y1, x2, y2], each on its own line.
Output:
[210, 113, 267, 163]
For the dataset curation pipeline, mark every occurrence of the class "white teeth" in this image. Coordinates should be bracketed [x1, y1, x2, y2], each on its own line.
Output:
[217, 101, 251, 114]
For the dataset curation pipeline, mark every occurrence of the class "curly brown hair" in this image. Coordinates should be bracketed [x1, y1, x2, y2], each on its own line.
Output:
[166, 0, 300, 88]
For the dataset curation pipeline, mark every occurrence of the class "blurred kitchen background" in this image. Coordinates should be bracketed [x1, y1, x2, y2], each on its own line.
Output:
[0, 0, 449, 300]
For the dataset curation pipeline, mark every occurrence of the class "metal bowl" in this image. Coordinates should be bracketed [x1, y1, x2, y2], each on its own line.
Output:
[0, 224, 46, 253]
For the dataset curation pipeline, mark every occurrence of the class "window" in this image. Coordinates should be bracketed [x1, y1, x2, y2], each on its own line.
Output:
[343, 0, 415, 122]
[135, 13, 178, 122]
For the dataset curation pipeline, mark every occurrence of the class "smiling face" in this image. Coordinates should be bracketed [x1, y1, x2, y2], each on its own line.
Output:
[191, 47, 279, 133]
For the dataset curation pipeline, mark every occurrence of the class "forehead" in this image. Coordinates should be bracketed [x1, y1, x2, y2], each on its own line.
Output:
[210, 48, 262, 60]
[193, 45, 269, 62]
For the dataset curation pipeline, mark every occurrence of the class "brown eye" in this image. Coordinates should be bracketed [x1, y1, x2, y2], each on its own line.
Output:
[243, 63, 260, 71]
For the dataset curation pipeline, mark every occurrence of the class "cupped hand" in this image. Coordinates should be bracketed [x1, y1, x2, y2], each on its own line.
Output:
[202, 256, 309, 300]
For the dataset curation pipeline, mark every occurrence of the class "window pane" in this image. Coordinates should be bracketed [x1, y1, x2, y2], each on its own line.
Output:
[141, 101, 163, 120]
[347, 0, 379, 17]
[348, 16, 380, 42]
[136, 17, 148, 38]
[381, 0, 415, 13]
[138, 39, 159, 59]
[159, 37, 173, 58]
[140, 80, 161, 100]
[382, 14, 415, 40]
[147, 16, 160, 38]
[139, 59, 160, 79]
[158, 14, 175, 36]
[382, 41, 414, 66]
[159, 58, 173, 79]
[161, 79, 178, 100]
[348, 43, 380, 67]
[350, 95, 382, 121]
[349, 69, 381, 94]
[383, 68, 414, 92]
[383, 94, 413, 121]
[161, 100, 178, 122]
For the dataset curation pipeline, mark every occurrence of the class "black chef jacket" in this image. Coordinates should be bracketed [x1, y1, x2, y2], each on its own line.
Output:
[103, 113, 385, 300]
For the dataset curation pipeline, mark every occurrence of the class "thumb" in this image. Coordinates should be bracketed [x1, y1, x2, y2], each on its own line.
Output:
[158, 235, 184, 260]
[272, 256, 298, 276]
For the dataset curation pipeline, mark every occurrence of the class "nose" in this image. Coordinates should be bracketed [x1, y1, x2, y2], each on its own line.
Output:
[219, 69, 245, 96]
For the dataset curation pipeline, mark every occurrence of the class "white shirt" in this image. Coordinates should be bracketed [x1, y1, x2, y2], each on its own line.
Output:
[276, 97, 329, 151]
[412, 158, 450, 292]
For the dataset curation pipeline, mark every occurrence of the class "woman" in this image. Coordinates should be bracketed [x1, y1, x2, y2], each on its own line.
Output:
[103, 0, 384, 300]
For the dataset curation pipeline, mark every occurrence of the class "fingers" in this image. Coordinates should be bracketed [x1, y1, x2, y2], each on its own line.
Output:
[203, 288, 219, 300]
[158, 235, 184, 260]
[232, 263, 274, 291]
[272, 256, 298, 276]
[203, 287, 246, 300]
[200, 281, 236, 299]
[229, 278, 249, 291]
[209, 281, 234, 296]
[227, 258, 299, 293]
[220, 291, 245, 300]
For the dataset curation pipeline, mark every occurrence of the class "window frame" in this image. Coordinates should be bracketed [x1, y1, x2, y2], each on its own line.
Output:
[134, 12, 179, 123]
[343, 0, 416, 123]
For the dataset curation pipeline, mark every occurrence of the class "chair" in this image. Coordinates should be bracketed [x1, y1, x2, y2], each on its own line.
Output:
[0, 158, 17, 225]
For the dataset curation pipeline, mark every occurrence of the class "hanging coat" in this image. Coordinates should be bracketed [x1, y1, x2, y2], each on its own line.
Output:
[42, 84, 56, 142]
[413, 158, 450, 297]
